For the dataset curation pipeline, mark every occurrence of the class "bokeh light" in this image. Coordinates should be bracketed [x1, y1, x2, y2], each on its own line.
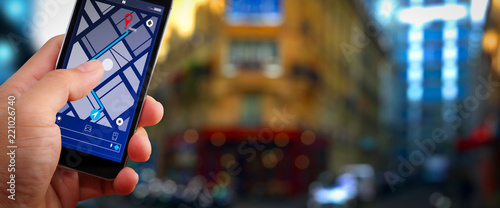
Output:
[300, 130, 316, 145]
[262, 150, 278, 169]
[211, 132, 226, 146]
[183, 129, 199, 144]
[295, 155, 310, 170]
[4, 0, 26, 21]
[0, 42, 12, 65]
[274, 132, 289, 147]
[483, 29, 498, 53]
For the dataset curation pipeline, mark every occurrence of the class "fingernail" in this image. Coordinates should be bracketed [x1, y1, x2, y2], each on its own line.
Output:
[76, 60, 102, 72]
[149, 96, 158, 103]
[138, 127, 148, 137]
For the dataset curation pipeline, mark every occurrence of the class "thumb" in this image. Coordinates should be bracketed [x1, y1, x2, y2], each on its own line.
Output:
[17, 60, 104, 120]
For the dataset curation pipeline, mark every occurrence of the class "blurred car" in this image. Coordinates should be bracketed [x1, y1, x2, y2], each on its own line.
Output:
[340, 164, 376, 202]
[309, 164, 376, 208]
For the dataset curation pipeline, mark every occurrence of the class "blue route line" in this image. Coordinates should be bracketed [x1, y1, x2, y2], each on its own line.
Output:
[91, 90, 104, 110]
[90, 30, 129, 61]
[89, 30, 130, 120]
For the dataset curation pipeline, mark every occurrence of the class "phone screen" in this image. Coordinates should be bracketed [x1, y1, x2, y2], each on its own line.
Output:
[56, 0, 166, 163]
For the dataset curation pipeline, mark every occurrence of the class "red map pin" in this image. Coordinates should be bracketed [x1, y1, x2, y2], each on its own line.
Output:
[124, 14, 133, 30]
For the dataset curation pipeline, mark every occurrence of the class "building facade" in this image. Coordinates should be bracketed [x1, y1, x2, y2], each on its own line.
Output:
[150, 0, 392, 197]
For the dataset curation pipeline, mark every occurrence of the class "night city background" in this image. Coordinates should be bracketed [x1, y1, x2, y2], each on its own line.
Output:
[1, 0, 500, 207]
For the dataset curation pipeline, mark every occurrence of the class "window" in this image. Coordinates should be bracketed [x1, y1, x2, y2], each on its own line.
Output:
[229, 41, 277, 69]
[224, 40, 282, 78]
[241, 94, 261, 126]
[226, 0, 282, 26]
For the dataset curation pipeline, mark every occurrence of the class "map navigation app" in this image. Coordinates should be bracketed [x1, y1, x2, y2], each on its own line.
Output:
[57, 0, 165, 162]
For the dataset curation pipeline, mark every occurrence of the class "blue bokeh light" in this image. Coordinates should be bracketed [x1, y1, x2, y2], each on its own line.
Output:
[0, 41, 13, 64]
[0, 41, 14, 85]
[407, 83, 423, 101]
[3, 0, 27, 21]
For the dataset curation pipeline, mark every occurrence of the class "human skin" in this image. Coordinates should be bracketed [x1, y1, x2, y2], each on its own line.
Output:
[0, 35, 164, 208]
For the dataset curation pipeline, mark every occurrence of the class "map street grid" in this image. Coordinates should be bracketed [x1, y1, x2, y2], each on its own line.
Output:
[58, 0, 158, 132]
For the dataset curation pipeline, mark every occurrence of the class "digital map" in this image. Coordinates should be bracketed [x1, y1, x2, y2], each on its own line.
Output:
[58, 0, 159, 131]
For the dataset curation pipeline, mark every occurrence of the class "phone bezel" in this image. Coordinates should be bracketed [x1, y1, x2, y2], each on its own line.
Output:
[57, 0, 172, 180]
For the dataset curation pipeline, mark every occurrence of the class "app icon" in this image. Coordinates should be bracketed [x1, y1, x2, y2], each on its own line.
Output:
[113, 144, 120, 151]
[112, 132, 119, 141]
[84, 124, 92, 132]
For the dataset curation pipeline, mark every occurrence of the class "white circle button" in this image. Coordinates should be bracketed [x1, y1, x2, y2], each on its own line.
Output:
[102, 58, 113, 71]
[116, 118, 124, 126]
[146, 19, 153, 28]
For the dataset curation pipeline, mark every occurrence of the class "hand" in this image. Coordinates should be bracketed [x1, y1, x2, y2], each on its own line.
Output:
[0, 35, 163, 208]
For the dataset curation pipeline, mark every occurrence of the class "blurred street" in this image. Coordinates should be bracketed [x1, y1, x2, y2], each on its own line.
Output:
[366, 186, 457, 208]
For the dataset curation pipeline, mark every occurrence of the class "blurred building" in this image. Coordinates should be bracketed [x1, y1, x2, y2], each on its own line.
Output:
[149, 0, 392, 201]
[479, 0, 500, 205]
[361, 0, 494, 205]
[362, 0, 488, 155]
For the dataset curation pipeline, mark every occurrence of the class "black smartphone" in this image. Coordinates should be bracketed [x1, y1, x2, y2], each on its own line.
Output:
[55, 0, 172, 179]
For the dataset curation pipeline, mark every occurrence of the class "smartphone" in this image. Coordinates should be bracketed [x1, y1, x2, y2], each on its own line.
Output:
[55, 0, 172, 179]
